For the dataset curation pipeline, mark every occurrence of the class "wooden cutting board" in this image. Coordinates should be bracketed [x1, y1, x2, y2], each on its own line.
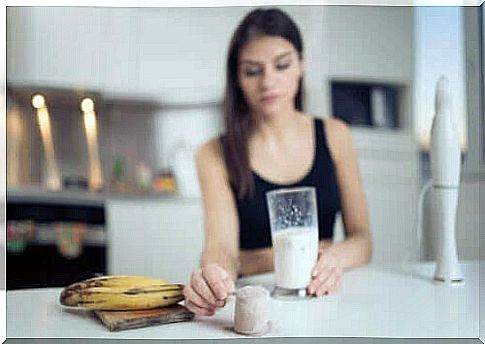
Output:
[94, 305, 195, 332]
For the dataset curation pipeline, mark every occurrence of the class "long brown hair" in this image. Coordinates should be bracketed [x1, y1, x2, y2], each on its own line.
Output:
[221, 8, 305, 200]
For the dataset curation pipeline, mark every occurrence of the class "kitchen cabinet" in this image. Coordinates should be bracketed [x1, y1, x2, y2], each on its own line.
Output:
[101, 10, 140, 95]
[320, 6, 414, 128]
[7, 7, 109, 90]
[7, 6, 414, 111]
[322, 6, 414, 81]
[351, 129, 420, 265]
[106, 198, 203, 284]
[7, 186, 207, 287]
[7, 7, 243, 101]
[353, 128, 481, 263]
[131, 8, 231, 98]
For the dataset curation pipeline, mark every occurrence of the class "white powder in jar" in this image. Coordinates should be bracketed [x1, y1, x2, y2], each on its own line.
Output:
[233, 285, 270, 336]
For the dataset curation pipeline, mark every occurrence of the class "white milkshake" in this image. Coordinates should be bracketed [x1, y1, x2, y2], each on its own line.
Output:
[272, 226, 319, 289]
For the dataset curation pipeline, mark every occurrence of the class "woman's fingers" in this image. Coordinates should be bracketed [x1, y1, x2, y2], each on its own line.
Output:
[315, 269, 337, 296]
[191, 269, 218, 307]
[203, 265, 230, 301]
[223, 276, 235, 295]
[314, 267, 343, 296]
[184, 300, 215, 316]
[316, 267, 336, 296]
[311, 258, 325, 278]
[187, 264, 233, 313]
[309, 266, 343, 296]
[308, 266, 332, 294]
[327, 273, 342, 295]
[329, 267, 343, 294]
[183, 285, 214, 310]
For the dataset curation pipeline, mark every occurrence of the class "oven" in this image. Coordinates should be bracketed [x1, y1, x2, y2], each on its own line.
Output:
[6, 197, 107, 290]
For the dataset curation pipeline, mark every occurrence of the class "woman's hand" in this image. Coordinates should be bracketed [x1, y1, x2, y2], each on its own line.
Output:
[183, 263, 235, 316]
[307, 248, 343, 296]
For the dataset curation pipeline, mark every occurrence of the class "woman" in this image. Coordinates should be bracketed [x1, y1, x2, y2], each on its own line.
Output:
[183, 8, 371, 316]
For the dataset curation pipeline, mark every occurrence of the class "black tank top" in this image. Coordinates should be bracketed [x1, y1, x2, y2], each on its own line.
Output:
[234, 117, 341, 250]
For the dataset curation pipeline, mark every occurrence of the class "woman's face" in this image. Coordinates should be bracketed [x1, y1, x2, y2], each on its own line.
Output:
[237, 35, 303, 119]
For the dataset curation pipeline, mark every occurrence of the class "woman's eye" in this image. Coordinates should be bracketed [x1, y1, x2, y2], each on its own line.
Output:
[276, 63, 290, 70]
[242, 62, 290, 76]
[245, 69, 261, 76]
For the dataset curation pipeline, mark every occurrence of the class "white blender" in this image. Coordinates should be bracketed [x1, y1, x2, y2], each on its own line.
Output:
[429, 75, 463, 284]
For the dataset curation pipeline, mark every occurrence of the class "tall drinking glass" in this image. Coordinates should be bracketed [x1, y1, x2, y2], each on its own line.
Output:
[266, 187, 319, 298]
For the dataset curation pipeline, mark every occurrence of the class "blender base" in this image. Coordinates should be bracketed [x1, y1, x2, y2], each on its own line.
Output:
[433, 276, 465, 286]
[271, 286, 309, 300]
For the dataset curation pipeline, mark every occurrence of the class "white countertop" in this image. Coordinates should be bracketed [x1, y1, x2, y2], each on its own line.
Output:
[7, 185, 200, 206]
[7, 261, 479, 339]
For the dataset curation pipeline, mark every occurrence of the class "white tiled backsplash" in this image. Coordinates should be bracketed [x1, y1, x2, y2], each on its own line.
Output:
[152, 104, 224, 197]
[153, 105, 223, 170]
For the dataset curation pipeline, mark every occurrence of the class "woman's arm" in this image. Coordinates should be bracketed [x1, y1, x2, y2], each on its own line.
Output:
[183, 138, 239, 316]
[196, 138, 240, 280]
[324, 117, 372, 270]
[308, 118, 371, 297]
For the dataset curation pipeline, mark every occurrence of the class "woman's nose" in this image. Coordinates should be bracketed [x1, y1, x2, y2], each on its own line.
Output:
[260, 68, 277, 90]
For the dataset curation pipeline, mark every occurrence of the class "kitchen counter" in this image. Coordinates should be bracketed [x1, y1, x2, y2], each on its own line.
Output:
[7, 186, 200, 207]
[7, 261, 479, 339]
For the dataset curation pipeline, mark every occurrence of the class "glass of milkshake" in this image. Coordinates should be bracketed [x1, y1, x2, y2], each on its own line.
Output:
[266, 187, 319, 299]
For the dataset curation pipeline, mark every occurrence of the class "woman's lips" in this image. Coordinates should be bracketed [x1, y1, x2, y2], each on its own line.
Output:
[260, 94, 279, 104]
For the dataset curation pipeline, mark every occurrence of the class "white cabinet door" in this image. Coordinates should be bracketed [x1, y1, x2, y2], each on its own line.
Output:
[8, 7, 108, 89]
[101, 9, 140, 95]
[132, 7, 241, 99]
[322, 6, 414, 81]
[107, 199, 204, 284]
[363, 178, 419, 266]
[353, 130, 420, 266]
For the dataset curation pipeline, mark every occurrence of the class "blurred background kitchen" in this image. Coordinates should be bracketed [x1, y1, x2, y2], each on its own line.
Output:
[4, 5, 484, 289]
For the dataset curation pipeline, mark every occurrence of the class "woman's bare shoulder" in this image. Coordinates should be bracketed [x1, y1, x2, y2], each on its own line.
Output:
[321, 117, 353, 162]
[303, 113, 349, 136]
[322, 116, 350, 135]
[196, 137, 228, 175]
[197, 137, 223, 160]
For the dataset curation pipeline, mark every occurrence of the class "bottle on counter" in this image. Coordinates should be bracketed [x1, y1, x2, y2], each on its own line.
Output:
[110, 155, 127, 193]
[135, 161, 152, 193]
[152, 168, 177, 194]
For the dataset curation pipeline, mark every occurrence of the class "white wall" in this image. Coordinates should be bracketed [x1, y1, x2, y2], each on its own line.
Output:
[153, 104, 223, 197]
[453, 8, 483, 263]
[414, 7, 467, 151]
[463, 7, 484, 179]
[153, 105, 223, 170]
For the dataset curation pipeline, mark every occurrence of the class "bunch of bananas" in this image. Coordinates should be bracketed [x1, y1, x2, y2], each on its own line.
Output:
[59, 275, 185, 311]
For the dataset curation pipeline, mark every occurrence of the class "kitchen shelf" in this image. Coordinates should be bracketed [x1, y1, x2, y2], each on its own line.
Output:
[6, 83, 163, 112]
[8, 186, 105, 207]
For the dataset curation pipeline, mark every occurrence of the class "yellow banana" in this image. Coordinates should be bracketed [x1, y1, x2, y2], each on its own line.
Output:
[63, 275, 171, 290]
[59, 275, 185, 310]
